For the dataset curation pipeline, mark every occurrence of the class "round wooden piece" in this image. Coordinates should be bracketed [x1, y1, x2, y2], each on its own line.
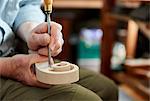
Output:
[52, 61, 71, 72]
[35, 61, 79, 85]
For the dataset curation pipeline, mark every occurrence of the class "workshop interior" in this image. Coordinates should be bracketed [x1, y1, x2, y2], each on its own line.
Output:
[45, 0, 149, 101]
[1, 0, 149, 101]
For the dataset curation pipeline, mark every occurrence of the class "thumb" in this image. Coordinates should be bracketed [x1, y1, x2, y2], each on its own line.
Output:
[29, 54, 48, 65]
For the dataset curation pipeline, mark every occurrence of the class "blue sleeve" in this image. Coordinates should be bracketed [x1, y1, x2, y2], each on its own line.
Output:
[13, 0, 45, 32]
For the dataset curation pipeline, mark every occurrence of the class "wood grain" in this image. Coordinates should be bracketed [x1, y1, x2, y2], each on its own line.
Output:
[35, 61, 79, 85]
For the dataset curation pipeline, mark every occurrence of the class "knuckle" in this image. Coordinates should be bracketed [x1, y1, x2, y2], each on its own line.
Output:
[52, 22, 62, 30]
[31, 34, 37, 41]
[59, 32, 63, 38]
[44, 34, 50, 42]
[40, 34, 50, 46]
[56, 43, 61, 49]
[57, 23, 62, 30]
[58, 48, 62, 54]
[52, 43, 60, 51]
[52, 48, 62, 56]
[59, 48, 62, 53]
[61, 39, 64, 45]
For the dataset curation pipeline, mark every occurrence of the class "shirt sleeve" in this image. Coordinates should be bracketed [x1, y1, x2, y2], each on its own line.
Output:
[13, 0, 45, 32]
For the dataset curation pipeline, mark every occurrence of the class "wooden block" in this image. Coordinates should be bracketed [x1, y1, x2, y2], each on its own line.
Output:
[35, 61, 79, 85]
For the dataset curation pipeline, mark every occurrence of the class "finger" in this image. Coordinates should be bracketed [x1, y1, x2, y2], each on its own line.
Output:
[60, 37, 64, 46]
[52, 41, 62, 52]
[49, 36, 63, 52]
[50, 24, 63, 48]
[30, 33, 50, 50]
[50, 57, 54, 64]
[49, 37, 56, 51]
[51, 27, 63, 41]
[38, 47, 48, 56]
[51, 21, 62, 31]
[52, 47, 62, 57]
[38, 48, 54, 64]
[34, 22, 62, 34]
[33, 22, 48, 34]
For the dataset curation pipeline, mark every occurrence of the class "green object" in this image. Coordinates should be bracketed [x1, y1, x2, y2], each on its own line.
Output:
[78, 40, 100, 59]
[77, 28, 102, 59]
[0, 68, 118, 101]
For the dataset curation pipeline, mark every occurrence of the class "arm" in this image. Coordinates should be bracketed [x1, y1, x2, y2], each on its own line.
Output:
[14, 0, 64, 57]
[13, 0, 45, 42]
[13, 0, 45, 34]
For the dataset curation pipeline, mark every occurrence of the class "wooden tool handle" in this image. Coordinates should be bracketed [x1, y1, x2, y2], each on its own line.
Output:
[44, 0, 53, 12]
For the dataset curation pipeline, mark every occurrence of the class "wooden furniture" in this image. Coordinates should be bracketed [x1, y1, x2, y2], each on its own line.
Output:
[113, 59, 150, 99]
[101, 0, 150, 100]
[126, 20, 139, 58]
[101, 0, 117, 77]
[119, 84, 147, 101]
[101, 0, 146, 77]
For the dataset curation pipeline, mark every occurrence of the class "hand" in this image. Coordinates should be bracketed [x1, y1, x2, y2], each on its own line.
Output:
[27, 21, 64, 57]
[11, 54, 52, 88]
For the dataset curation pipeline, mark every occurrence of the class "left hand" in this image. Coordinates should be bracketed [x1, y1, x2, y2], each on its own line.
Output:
[27, 21, 64, 57]
[11, 54, 50, 88]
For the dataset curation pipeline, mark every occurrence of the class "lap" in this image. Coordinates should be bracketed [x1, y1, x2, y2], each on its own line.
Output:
[0, 77, 102, 101]
[77, 68, 118, 101]
[0, 68, 118, 101]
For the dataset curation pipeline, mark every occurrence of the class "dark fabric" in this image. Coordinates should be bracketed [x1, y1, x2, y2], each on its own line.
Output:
[135, 30, 150, 58]
[0, 68, 118, 101]
[130, 4, 150, 23]
[77, 68, 118, 101]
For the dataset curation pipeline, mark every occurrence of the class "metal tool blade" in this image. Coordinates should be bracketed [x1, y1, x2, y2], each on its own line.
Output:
[47, 13, 52, 67]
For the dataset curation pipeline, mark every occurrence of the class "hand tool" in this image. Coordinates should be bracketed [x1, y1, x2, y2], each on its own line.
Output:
[44, 0, 53, 67]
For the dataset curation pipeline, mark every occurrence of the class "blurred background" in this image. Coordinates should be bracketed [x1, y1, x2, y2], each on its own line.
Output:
[42, 0, 150, 101]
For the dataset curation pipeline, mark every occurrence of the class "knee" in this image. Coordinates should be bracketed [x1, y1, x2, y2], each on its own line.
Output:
[105, 79, 118, 98]
[72, 84, 102, 101]
[99, 75, 118, 101]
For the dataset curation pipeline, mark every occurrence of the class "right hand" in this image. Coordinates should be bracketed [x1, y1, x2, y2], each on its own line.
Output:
[27, 22, 64, 57]
[11, 54, 51, 88]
